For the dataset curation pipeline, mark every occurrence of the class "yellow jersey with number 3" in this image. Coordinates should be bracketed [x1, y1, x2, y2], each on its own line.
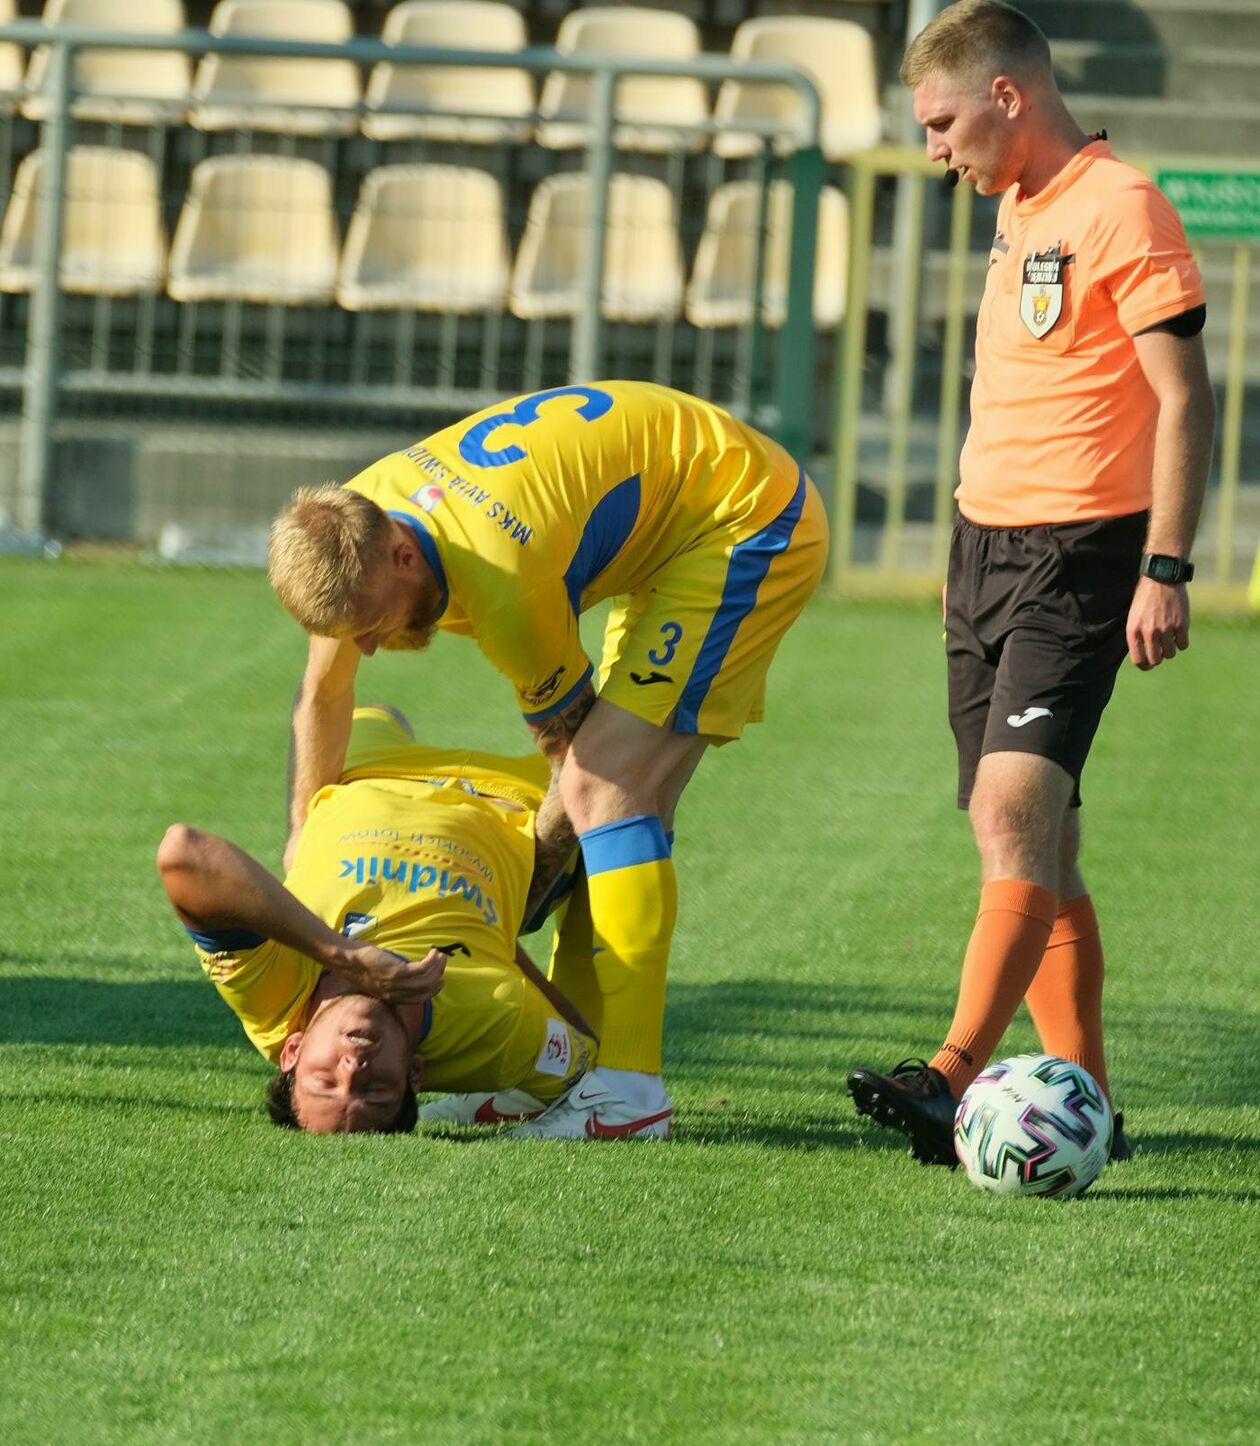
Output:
[344, 381, 801, 722]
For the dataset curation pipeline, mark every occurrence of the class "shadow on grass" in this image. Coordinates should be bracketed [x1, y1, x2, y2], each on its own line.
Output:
[0, 976, 234, 1048]
[2, 1088, 257, 1118]
[1090, 1185, 1260, 1205]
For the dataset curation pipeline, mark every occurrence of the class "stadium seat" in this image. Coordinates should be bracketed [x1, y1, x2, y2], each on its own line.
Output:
[536, 6, 707, 154]
[685, 180, 847, 330]
[712, 16, 881, 161]
[362, 0, 534, 145]
[0, 0, 22, 116]
[189, 0, 360, 136]
[0, 145, 166, 295]
[22, 0, 191, 125]
[167, 155, 339, 304]
[337, 163, 509, 313]
[509, 172, 683, 322]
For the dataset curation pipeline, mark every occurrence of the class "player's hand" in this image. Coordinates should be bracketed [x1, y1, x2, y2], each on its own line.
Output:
[333, 945, 448, 1004]
[1126, 576, 1190, 670]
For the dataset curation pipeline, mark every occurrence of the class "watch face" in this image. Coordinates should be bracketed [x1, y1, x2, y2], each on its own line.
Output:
[1144, 554, 1189, 583]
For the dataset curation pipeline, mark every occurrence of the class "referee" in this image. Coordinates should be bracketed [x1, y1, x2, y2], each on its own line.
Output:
[848, 0, 1216, 1164]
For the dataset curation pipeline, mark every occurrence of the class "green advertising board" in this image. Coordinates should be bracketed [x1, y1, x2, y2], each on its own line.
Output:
[1156, 168, 1260, 241]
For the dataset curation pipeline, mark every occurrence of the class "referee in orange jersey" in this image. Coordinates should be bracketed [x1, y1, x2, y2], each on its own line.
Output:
[848, 1, 1216, 1164]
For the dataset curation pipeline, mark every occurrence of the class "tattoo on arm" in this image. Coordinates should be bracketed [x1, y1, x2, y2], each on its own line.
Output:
[523, 789, 578, 928]
[529, 683, 596, 763]
[521, 683, 593, 926]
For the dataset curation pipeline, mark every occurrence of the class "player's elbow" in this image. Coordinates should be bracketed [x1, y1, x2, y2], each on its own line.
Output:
[156, 823, 204, 883]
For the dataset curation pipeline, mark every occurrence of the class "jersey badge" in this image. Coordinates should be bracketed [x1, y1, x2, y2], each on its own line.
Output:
[1020, 244, 1069, 339]
[410, 483, 445, 514]
[522, 665, 565, 707]
[534, 1018, 573, 1078]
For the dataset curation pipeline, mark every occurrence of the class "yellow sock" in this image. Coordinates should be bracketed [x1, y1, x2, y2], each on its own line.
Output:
[579, 815, 677, 1073]
[546, 871, 604, 1041]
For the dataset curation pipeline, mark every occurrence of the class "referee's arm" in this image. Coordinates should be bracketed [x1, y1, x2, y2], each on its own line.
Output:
[1126, 317, 1216, 670]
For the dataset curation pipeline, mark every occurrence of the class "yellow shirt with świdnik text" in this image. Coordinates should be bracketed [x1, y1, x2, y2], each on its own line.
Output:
[191, 748, 592, 1098]
[344, 380, 801, 722]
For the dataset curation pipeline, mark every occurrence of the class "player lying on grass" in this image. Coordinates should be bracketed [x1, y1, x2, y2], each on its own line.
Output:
[156, 704, 638, 1137]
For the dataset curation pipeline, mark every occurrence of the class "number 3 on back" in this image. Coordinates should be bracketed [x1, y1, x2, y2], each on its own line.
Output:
[458, 386, 615, 469]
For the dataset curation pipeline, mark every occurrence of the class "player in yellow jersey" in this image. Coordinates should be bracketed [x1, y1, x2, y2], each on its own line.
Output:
[268, 382, 829, 1139]
[157, 705, 605, 1135]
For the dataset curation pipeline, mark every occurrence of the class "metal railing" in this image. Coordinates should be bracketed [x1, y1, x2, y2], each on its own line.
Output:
[0, 20, 826, 539]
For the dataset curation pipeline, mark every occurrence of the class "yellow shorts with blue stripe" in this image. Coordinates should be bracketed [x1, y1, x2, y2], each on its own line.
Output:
[597, 468, 829, 741]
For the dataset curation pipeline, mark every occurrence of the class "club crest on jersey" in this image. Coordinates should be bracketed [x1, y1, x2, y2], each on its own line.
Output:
[1020, 244, 1067, 339]
[410, 483, 444, 513]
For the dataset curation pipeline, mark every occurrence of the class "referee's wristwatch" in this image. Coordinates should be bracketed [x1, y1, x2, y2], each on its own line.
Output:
[1140, 552, 1195, 584]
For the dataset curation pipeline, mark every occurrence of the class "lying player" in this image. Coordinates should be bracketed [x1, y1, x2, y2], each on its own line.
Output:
[157, 705, 613, 1136]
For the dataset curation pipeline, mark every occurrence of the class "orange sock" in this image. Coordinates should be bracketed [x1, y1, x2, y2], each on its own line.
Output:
[930, 879, 1058, 1097]
[1022, 894, 1110, 1102]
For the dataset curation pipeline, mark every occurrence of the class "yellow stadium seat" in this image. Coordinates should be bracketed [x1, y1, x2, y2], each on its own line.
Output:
[509, 172, 683, 323]
[0, 0, 23, 116]
[22, 0, 191, 125]
[190, 0, 360, 136]
[337, 163, 510, 313]
[685, 180, 847, 330]
[363, 0, 534, 145]
[0, 145, 166, 295]
[536, 6, 707, 154]
[167, 155, 339, 304]
[712, 16, 881, 161]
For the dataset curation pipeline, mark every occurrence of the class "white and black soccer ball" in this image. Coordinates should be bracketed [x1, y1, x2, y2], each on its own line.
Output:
[953, 1053, 1112, 1199]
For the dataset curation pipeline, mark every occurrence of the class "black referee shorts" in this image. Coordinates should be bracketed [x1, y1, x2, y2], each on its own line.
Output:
[946, 510, 1146, 810]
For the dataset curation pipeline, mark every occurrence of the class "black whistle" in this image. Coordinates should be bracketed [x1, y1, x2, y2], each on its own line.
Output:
[943, 168, 960, 190]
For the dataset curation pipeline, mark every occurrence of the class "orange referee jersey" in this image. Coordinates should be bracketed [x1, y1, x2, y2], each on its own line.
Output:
[958, 140, 1204, 527]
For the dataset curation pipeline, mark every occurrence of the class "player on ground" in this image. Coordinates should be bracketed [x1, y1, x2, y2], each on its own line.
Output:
[848, 0, 1215, 1163]
[268, 381, 829, 1140]
[157, 705, 614, 1136]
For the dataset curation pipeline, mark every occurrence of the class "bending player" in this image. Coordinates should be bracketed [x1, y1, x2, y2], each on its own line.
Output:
[157, 705, 616, 1136]
[267, 381, 828, 1139]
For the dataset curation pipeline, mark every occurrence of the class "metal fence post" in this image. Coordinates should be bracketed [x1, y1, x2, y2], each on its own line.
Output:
[16, 38, 72, 539]
[775, 143, 822, 464]
[570, 66, 616, 382]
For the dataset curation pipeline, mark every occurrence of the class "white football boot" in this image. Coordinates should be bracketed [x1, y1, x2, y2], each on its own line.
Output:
[418, 1089, 546, 1126]
[510, 1070, 673, 1141]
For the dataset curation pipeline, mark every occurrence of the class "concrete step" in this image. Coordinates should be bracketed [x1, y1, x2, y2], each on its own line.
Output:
[1066, 94, 1260, 161]
[1052, 41, 1260, 105]
[1023, 0, 1260, 52]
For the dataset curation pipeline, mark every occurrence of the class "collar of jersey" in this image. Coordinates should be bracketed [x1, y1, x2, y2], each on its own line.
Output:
[388, 509, 449, 621]
[1014, 138, 1111, 218]
[419, 997, 433, 1042]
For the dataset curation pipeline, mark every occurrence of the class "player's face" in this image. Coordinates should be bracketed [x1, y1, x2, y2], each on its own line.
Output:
[351, 562, 435, 657]
[290, 994, 413, 1133]
[913, 73, 1020, 196]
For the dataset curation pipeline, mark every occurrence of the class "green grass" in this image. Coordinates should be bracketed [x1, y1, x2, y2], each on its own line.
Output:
[2, 558, 1259, 1445]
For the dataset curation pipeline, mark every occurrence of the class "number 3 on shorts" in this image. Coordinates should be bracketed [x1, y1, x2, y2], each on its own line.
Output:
[648, 622, 684, 666]
[458, 385, 614, 469]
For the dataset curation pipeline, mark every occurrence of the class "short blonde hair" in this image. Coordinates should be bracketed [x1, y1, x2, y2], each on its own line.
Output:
[268, 484, 394, 635]
[901, 0, 1051, 89]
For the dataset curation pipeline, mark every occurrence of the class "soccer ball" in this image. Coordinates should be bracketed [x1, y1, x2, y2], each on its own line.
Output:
[953, 1054, 1112, 1199]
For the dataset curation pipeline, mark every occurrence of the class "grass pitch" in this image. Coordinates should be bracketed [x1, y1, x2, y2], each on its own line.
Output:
[2, 558, 1258, 1445]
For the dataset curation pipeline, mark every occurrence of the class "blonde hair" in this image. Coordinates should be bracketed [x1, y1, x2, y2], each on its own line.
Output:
[268, 484, 394, 635]
[901, 0, 1051, 90]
